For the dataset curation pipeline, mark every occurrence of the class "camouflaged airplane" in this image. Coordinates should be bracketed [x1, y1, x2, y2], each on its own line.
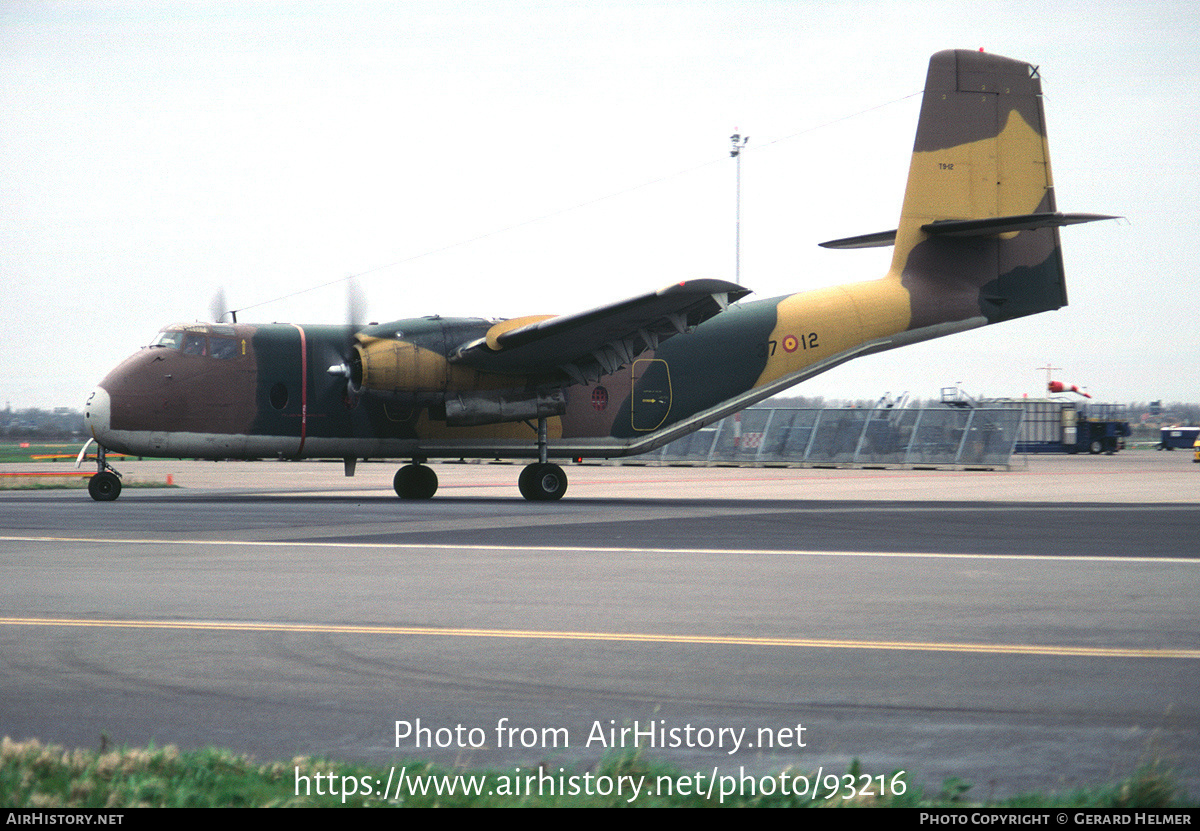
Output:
[81, 49, 1112, 502]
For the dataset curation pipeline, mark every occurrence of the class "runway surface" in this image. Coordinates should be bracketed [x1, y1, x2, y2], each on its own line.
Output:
[2, 453, 1197, 800]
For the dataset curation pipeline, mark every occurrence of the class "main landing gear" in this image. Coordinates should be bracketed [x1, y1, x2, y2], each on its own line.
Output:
[391, 458, 566, 501]
[517, 415, 568, 502]
[518, 462, 567, 501]
[391, 417, 569, 501]
[87, 445, 122, 502]
[394, 461, 438, 499]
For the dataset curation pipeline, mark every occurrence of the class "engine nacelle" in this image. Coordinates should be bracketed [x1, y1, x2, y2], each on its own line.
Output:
[445, 388, 567, 427]
[347, 335, 566, 425]
[349, 338, 447, 403]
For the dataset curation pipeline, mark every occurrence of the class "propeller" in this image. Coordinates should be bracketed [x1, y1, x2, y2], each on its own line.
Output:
[328, 278, 367, 393]
[208, 287, 238, 324]
[346, 275, 366, 330]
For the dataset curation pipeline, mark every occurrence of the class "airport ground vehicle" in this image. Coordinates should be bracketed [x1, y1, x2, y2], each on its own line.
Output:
[1159, 426, 1200, 451]
[999, 400, 1130, 455]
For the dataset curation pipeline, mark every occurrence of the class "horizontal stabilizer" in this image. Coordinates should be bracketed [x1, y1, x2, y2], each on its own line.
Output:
[819, 213, 1115, 250]
[922, 212, 1118, 237]
[818, 230, 898, 250]
[450, 279, 751, 383]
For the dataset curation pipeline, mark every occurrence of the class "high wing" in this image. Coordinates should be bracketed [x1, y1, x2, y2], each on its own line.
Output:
[448, 278, 751, 384]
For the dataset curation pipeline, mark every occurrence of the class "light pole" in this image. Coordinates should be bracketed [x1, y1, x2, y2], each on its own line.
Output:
[1037, 362, 1062, 392]
[730, 132, 749, 286]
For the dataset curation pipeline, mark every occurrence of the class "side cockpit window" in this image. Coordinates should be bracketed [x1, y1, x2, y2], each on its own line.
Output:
[209, 325, 240, 359]
[209, 336, 237, 359]
[182, 333, 207, 356]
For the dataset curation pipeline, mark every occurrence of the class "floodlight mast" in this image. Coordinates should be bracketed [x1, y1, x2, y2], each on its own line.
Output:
[730, 132, 749, 286]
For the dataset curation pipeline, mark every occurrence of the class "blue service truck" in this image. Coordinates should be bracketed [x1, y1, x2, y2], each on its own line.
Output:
[999, 400, 1131, 454]
[1158, 426, 1200, 450]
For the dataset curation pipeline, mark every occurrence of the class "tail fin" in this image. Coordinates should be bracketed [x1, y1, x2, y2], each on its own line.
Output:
[888, 50, 1109, 329]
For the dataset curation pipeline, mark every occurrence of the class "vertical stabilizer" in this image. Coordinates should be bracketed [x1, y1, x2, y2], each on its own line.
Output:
[891, 50, 1068, 329]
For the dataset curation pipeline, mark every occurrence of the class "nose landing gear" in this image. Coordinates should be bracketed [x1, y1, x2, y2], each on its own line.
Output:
[87, 445, 123, 502]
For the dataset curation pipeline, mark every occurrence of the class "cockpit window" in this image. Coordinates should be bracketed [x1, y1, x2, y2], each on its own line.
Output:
[182, 333, 207, 356]
[151, 325, 243, 358]
[210, 336, 238, 359]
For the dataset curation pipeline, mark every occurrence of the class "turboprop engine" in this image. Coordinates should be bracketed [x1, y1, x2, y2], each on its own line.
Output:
[338, 322, 568, 427]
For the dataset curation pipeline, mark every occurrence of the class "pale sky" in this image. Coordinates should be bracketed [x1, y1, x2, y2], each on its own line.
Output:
[3, 0, 1197, 410]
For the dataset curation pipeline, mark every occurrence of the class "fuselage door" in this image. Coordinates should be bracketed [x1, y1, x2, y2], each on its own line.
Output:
[630, 358, 672, 432]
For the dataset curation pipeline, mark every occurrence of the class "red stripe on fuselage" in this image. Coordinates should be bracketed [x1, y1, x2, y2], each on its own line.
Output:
[290, 324, 308, 456]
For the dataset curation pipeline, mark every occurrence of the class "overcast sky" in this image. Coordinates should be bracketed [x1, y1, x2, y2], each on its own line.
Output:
[3, 0, 1197, 410]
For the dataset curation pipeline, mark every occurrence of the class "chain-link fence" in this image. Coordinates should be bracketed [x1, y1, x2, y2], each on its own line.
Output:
[644, 407, 1023, 468]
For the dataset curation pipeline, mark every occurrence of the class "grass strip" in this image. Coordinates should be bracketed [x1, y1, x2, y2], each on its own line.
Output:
[0, 737, 1193, 809]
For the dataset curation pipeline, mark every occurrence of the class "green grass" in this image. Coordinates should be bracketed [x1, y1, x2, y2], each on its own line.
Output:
[0, 443, 84, 463]
[1, 737, 1194, 809]
[0, 443, 173, 489]
[0, 478, 90, 490]
[0, 442, 158, 464]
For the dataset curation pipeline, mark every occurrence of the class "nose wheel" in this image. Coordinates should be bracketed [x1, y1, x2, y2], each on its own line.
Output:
[87, 445, 122, 502]
[88, 470, 122, 501]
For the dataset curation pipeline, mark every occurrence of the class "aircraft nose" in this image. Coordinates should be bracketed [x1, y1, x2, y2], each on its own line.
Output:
[84, 385, 111, 441]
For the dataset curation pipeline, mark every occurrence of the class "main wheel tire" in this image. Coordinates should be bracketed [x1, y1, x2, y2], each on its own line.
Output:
[393, 464, 438, 499]
[517, 464, 538, 498]
[1089, 440, 1103, 455]
[518, 463, 567, 501]
[88, 471, 122, 502]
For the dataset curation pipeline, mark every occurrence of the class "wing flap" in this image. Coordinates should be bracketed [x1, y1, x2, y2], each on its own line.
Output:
[449, 278, 751, 381]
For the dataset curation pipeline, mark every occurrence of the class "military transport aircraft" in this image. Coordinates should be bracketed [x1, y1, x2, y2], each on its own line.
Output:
[80, 49, 1113, 502]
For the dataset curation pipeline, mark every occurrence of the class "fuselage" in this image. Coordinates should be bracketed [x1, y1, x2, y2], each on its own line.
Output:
[85, 276, 943, 462]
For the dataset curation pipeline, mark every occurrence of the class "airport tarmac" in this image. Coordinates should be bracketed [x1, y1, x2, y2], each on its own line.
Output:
[13, 446, 1196, 503]
[1, 451, 1197, 801]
